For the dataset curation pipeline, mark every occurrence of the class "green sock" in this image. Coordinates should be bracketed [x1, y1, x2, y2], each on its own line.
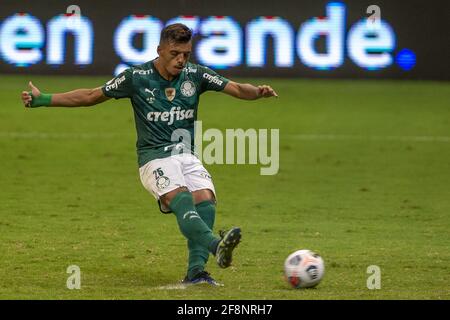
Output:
[187, 200, 216, 279]
[169, 192, 219, 258]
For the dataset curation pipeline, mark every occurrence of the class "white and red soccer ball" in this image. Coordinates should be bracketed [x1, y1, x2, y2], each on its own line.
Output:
[284, 249, 325, 288]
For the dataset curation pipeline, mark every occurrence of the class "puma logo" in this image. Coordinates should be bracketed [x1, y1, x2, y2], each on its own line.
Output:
[183, 211, 200, 220]
[145, 88, 157, 97]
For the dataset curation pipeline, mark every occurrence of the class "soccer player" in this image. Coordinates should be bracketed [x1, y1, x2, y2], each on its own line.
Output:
[21, 23, 278, 286]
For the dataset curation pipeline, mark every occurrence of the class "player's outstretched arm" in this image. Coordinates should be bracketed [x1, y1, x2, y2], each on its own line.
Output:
[223, 81, 278, 100]
[21, 81, 110, 108]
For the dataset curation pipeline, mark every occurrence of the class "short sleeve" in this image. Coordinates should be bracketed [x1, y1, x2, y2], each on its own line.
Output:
[197, 65, 229, 94]
[102, 68, 134, 99]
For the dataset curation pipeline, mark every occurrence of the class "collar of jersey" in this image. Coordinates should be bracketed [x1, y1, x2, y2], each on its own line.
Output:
[151, 59, 182, 84]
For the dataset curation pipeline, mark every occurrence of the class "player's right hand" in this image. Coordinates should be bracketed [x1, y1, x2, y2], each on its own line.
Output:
[258, 85, 278, 98]
[22, 81, 41, 107]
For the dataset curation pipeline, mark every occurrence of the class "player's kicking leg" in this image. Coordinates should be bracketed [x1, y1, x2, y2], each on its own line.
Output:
[139, 154, 241, 285]
[181, 189, 241, 285]
[182, 189, 220, 285]
[159, 187, 241, 286]
[181, 156, 242, 273]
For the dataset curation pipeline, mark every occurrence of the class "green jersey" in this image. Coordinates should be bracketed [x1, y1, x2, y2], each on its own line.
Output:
[101, 60, 229, 167]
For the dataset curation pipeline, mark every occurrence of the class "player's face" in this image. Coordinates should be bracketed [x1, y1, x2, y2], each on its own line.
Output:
[158, 41, 192, 76]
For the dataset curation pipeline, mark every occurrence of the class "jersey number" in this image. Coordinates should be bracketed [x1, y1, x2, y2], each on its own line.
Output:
[153, 168, 164, 179]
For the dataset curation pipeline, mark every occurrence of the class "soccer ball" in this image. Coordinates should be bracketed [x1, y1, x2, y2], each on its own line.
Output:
[284, 249, 325, 288]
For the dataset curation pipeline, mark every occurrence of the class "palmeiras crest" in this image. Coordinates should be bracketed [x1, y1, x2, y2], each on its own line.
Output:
[165, 88, 176, 101]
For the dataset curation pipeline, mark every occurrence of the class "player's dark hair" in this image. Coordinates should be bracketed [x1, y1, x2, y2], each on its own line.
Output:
[160, 23, 192, 44]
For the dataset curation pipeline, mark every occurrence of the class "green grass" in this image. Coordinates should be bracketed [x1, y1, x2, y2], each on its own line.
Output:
[0, 75, 449, 299]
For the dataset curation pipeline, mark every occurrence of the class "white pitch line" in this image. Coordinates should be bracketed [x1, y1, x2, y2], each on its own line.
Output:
[285, 134, 450, 143]
[1, 132, 449, 143]
[0, 132, 128, 139]
[155, 283, 188, 290]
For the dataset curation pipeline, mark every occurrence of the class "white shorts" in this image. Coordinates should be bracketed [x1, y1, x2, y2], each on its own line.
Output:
[139, 153, 216, 210]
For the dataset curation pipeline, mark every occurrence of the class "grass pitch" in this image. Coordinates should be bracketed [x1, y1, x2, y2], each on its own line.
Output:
[0, 75, 449, 299]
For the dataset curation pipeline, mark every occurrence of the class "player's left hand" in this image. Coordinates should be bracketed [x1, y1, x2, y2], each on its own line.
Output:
[258, 85, 278, 98]
[22, 81, 41, 107]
